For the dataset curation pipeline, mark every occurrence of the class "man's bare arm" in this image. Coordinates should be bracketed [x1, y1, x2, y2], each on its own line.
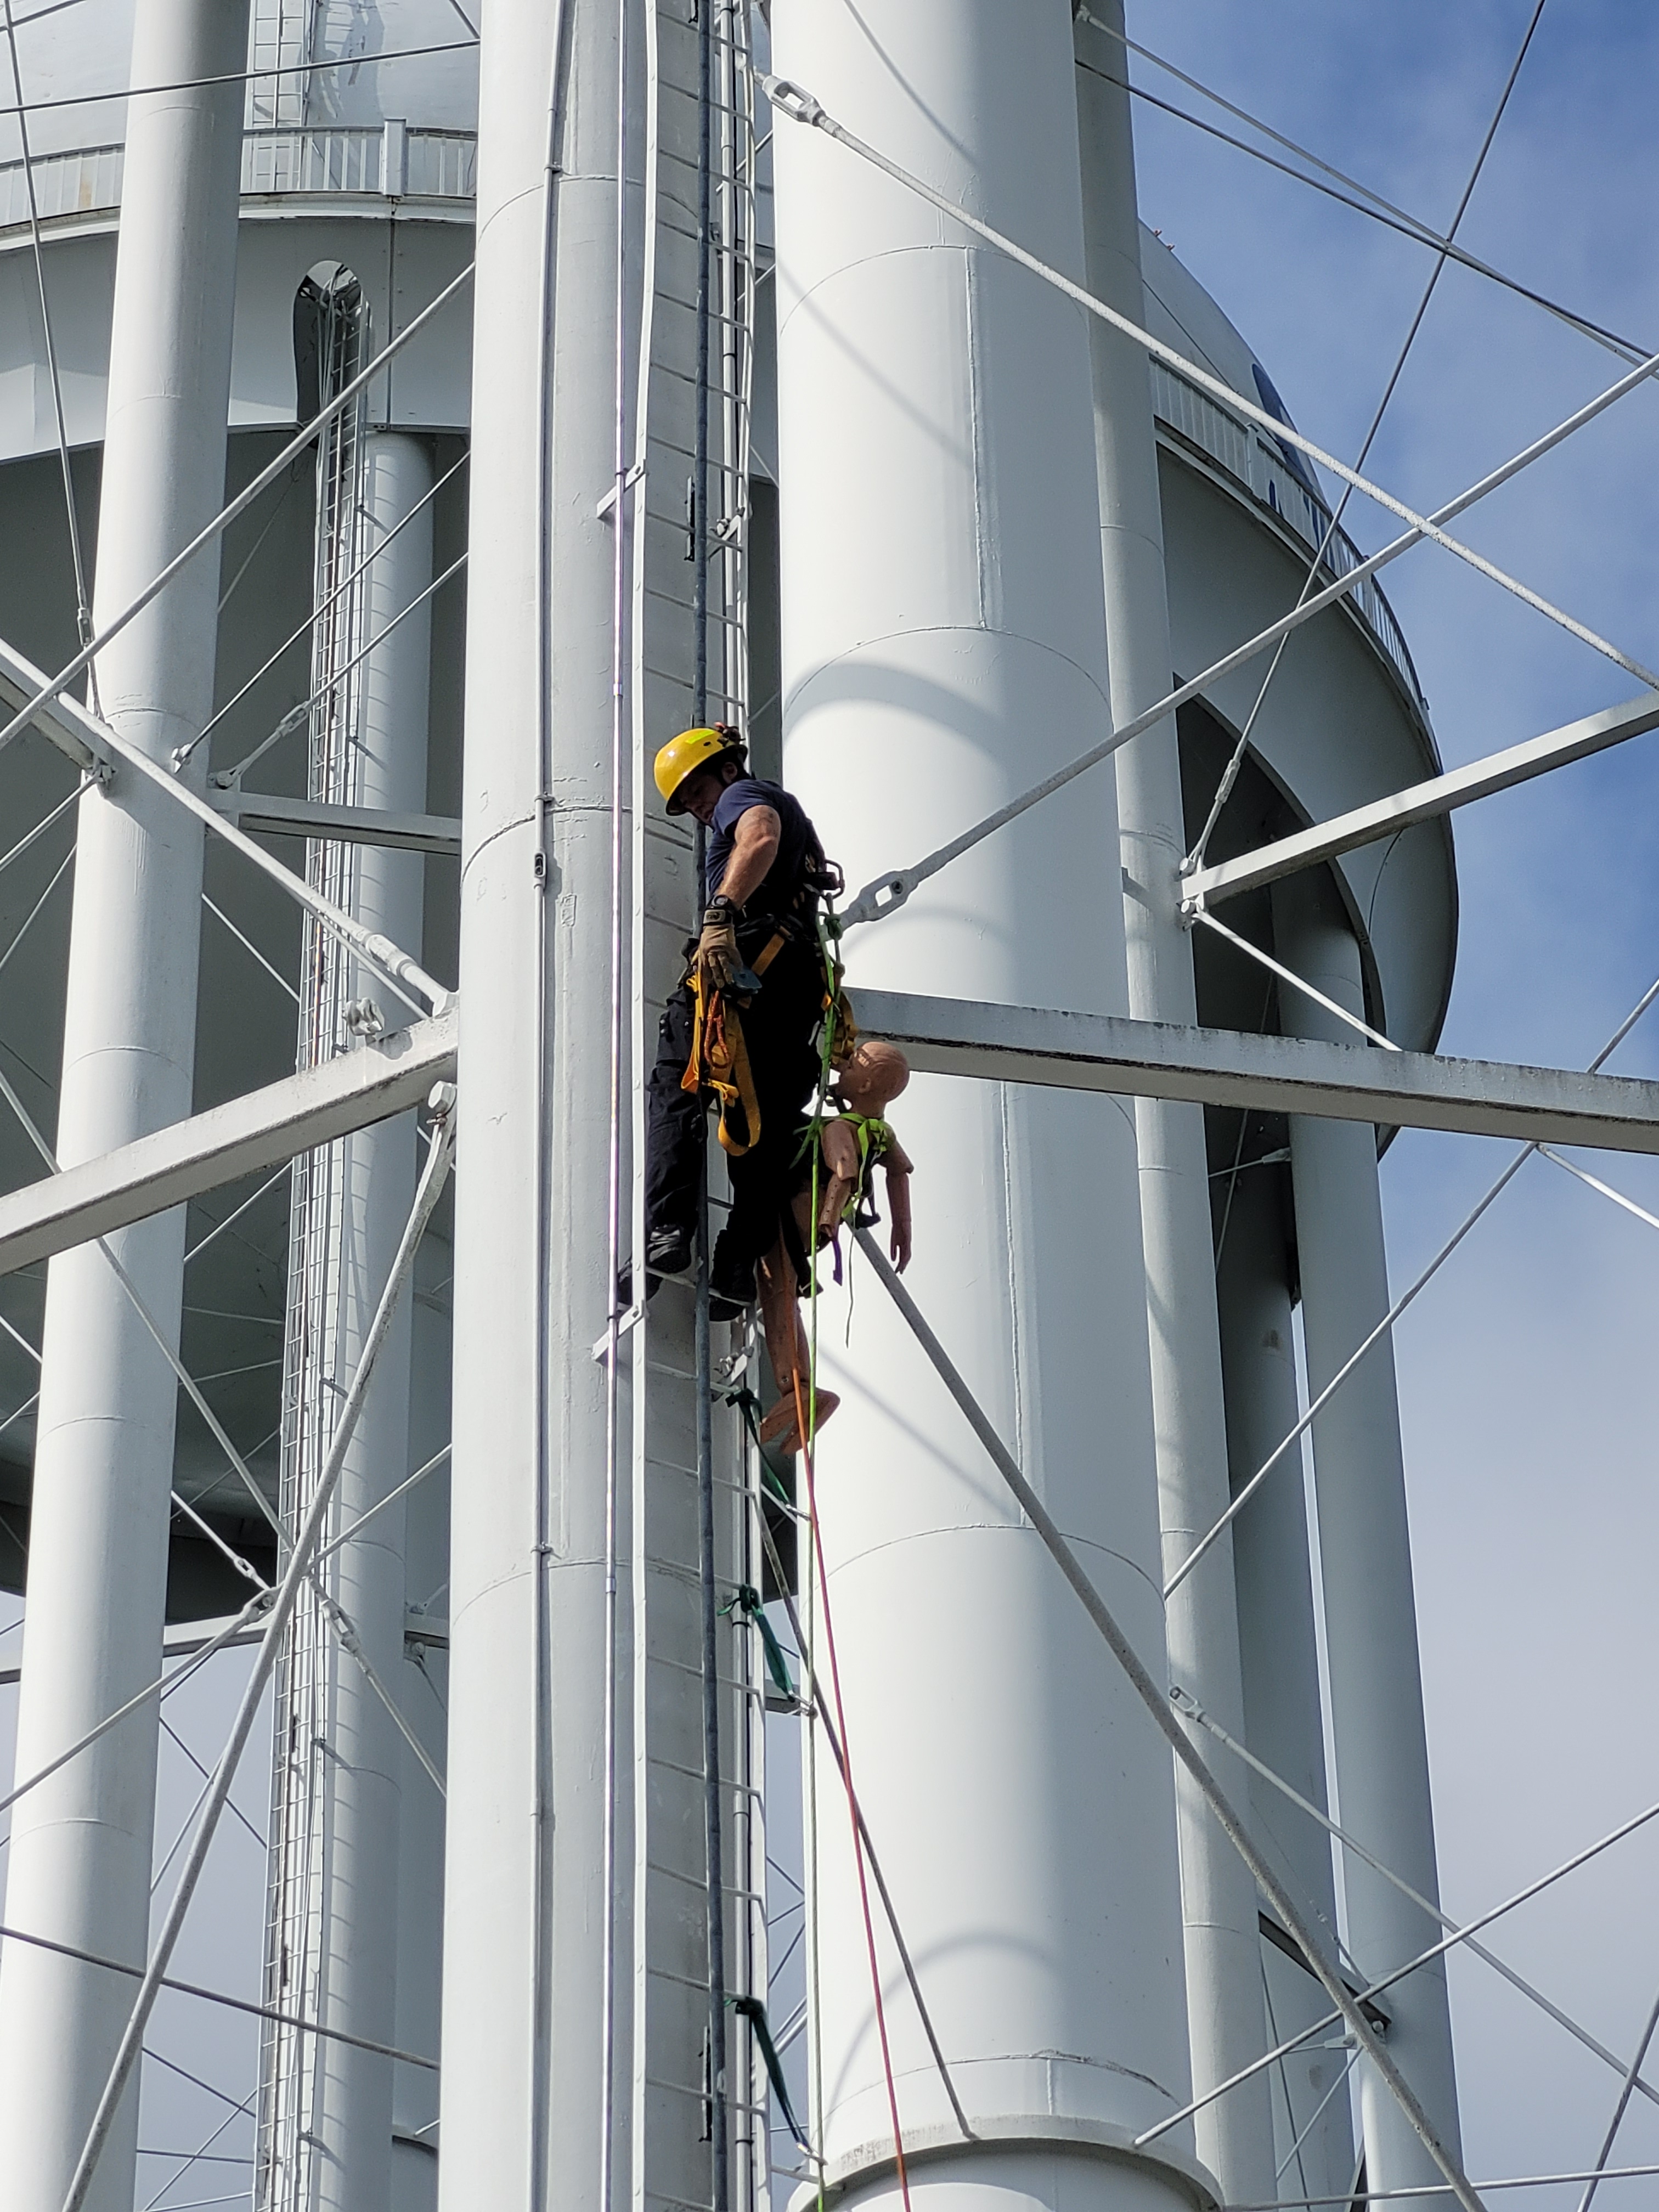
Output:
[716, 805, 781, 909]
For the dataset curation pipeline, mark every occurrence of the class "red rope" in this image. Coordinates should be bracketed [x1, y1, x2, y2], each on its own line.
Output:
[794, 1373, 913, 2212]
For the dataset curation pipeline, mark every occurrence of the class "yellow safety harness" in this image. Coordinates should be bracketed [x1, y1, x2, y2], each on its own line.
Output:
[679, 900, 856, 1158]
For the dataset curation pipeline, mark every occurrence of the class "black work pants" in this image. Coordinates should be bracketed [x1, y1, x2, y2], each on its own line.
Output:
[644, 931, 822, 1279]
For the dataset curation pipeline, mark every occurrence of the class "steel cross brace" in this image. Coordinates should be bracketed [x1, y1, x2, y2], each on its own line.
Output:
[856, 989, 1659, 1155]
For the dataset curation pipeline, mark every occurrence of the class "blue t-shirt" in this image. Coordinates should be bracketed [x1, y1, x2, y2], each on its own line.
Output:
[703, 776, 816, 915]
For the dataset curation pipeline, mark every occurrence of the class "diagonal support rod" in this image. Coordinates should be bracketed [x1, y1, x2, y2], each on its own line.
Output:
[854, 1229, 1485, 2212]
[1184, 691, 1659, 908]
[59, 1108, 454, 2212]
[759, 73, 1655, 697]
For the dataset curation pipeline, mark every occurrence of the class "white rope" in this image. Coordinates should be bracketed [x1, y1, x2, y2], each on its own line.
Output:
[312, 1583, 446, 1799]
[0, 258, 470, 763]
[180, 1165, 290, 1268]
[0, 840, 73, 985]
[0, 779, 83, 883]
[1141, 1773, 1659, 2145]
[1227, 2165, 1659, 2210]
[311, 1442, 451, 1569]
[1276, 2041, 1359, 2183]
[0, 1596, 269, 1824]
[1578, 1984, 1659, 2212]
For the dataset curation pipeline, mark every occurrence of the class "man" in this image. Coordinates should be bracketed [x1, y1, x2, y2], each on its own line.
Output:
[642, 724, 833, 1311]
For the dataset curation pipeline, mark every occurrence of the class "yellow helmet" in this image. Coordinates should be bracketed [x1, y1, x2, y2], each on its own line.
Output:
[654, 724, 746, 814]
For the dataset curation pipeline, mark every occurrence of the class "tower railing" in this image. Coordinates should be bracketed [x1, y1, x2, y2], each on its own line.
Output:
[0, 123, 479, 229]
[1149, 357, 1431, 717]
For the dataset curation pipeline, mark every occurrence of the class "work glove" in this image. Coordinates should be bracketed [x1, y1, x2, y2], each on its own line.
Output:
[695, 899, 740, 992]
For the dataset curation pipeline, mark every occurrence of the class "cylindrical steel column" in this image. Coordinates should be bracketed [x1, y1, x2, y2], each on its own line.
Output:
[1215, 1163, 1356, 2202]
[1272, 871, 1460, 2198]
[0, 4, 248, 2207]
[439, 2, 627, 2204]
[1075, 13, 1274, 2200]
[312, 430, 434, 2212]
[775, 3, 1201, 2203]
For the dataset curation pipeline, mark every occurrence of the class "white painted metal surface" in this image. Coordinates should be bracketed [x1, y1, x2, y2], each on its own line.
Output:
[1213, 1166, 1356, 2202]
[1272, 872, 1462, 2198]
[1076, 15, 1274, 2199]
[774, 2, 1199, 2204]
[0, 1012, 456, 1277]
[440, 3, 628, 2202]
[1185, 688, 1659, 907]
[261, 428, 435, 2212]
[0, 5, 250, 2209]
[855, 988, 1659, 1153]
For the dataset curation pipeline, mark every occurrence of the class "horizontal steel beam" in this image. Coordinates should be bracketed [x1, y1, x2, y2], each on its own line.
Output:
[0, 1608, 452, 1685]
[0, 1008, 457, 1278]
[1183, 690, 1659, 906]
[857, 989, 1659, 1153]
[0, 631, 114, 780]
[210, 787, 464, 856]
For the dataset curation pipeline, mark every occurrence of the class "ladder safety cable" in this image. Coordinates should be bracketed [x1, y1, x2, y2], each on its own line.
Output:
[853, 1227, 1487, 2212]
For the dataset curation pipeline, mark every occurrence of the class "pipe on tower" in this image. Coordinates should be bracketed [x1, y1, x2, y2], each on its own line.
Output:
[1272, 870, 1462, 2199]
[0, 4, 249, 2208]
[307, 430, 435, 2212]
[438, 1, 633, 2204]
[1074, 13, 1276, 2200]
[773, 1, 1205, 2202]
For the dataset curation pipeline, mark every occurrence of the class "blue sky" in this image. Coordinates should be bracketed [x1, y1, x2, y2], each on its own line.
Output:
[1126, 1, 1659, 2193]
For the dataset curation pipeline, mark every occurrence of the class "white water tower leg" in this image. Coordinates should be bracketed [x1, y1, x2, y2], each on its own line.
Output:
[311, 430, 435, 2212]
[1215, 1162, 1357, 2199]
[1075, 13, 1274, 2200]
[1273, 871, 1461, 2199]
[774, 2, 1203, 2203]
[438, 3, 629, 2204]
[0, 4, 249, 2208]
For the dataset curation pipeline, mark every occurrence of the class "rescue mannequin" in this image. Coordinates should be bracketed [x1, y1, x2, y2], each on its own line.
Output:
[756, 1040, 915, 1456]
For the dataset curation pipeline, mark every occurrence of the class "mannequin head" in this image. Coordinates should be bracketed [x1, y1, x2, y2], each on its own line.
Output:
[833, 1039, 910, 1116]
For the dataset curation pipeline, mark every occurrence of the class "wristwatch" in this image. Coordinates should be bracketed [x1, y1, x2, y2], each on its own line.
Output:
[705, 894, 741, 923]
